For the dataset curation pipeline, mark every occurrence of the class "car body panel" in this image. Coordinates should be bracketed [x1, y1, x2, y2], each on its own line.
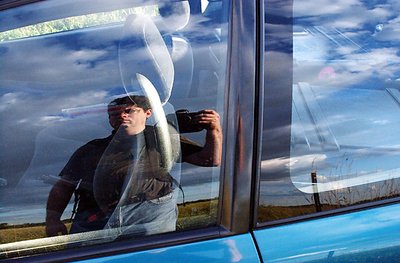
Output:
[77, 234, 260, 263]
[254, 203, 400, 262]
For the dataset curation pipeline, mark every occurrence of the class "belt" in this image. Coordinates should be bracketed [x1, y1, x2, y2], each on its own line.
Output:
[152, 192, 173, 202]
[128, 191, 173, 203]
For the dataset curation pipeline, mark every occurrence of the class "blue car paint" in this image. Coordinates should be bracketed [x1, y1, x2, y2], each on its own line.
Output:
[254, 203, 400, 262]
[76, 234, 260, 263]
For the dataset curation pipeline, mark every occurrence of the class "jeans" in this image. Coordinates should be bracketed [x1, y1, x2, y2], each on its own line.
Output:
[105, 190, 178, 237]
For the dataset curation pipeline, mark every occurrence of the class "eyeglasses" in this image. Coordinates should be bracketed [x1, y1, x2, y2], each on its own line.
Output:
[108, 107, 142, 116]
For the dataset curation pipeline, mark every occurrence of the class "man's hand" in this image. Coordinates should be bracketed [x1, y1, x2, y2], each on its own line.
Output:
[193, 109, 221, 132]
[46, 179, 75, 237]
[45, 219, 68, 237]
[184, 109, 222, 167]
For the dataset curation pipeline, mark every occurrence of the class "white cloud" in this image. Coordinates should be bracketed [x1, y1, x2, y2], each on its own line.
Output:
[0, 92, 20, 111]
[341, 48, 400, 78]
[372, 119, 390, 125]
[295, 1, 397, 30]
[294, 0, 362, 17]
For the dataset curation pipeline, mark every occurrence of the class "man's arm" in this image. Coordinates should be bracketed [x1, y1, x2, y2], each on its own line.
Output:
[183, 109, 222, 167]
[45, 179, 76, 236]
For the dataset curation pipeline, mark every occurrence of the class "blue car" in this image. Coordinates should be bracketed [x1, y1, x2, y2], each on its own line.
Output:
[1, 0, 399, 262]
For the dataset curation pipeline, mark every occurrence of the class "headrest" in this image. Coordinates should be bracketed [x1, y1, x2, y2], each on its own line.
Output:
[119, 15, 174, 105]
[156, 1, 190, 32]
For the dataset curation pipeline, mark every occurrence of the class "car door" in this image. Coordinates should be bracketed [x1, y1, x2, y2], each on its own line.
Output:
[254, 0, 400, 261]
[0, 0, 262, 262]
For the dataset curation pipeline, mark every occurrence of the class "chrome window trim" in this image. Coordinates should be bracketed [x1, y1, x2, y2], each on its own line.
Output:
[251, 0, 265, 230]
[218, 0, 260, 234]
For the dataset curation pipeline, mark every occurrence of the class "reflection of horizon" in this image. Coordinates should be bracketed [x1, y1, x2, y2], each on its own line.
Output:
[259, 180, 309, 206]
[0, 172, 219, 225]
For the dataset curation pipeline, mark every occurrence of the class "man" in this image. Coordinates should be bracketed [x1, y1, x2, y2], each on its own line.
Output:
[45, 95, 222, 236]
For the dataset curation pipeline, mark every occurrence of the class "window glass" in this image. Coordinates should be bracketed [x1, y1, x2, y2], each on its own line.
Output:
[0, 0, 227, 257]
[259, 0, 400, 223]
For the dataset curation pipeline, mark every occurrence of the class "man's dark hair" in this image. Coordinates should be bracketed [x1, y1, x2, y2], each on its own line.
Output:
[108, 95, 151, 113]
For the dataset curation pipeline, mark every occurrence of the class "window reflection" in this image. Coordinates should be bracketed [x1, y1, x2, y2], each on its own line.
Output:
[0, 0, 228, 254]
[259, 0, 400, 223]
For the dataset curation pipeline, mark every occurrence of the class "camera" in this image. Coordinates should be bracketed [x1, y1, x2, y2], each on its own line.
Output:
[170, 109, 204, 133]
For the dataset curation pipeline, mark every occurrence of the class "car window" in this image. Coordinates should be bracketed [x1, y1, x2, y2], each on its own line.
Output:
[259, 0, 400, 223]
[0, 0, 228, 258]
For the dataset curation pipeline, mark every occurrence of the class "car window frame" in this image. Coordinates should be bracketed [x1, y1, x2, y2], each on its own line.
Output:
[255, 0, 400, 229]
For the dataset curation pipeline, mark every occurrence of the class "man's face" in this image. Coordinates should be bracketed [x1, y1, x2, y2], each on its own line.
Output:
[108, 104, 152, 135]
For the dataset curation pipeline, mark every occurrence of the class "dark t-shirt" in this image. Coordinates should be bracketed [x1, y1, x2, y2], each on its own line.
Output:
[60, 126, 201, 219]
